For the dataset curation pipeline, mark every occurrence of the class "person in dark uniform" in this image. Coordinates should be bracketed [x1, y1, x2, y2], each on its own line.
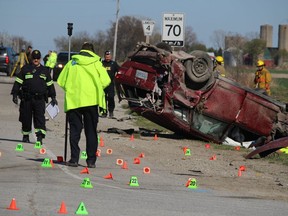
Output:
[100, 50, 120, 118]
[11, 50, 57, 144]
[26, 45, 33, 64]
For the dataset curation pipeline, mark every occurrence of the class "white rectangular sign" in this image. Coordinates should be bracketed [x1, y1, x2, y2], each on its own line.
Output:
[162, 13, 184, 47]
[142, 20, 155, 36]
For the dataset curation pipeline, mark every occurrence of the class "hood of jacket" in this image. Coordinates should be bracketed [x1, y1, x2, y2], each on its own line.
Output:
[71, 49, 101, 66]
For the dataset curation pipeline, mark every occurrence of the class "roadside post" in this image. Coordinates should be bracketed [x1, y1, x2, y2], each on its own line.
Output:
[142, 20, 155, 44]
[64, 23, 73, 162]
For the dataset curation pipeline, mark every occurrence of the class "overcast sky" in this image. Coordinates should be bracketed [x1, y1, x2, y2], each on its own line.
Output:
[1, 0, 287, 55]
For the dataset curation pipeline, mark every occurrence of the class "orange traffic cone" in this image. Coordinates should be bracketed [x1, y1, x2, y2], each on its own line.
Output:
[99, 137, 104, 147]
[57, 201, 68, 214]
[209, 154, 216, 160]
[138, 153, 145, 158]
[239, 165, 246, 171]
[205, 144, 210, 149]
[133, 157, 140, 164]
[50, 159, 55, 168]
[153, 134, 158, 140]
[96, 149, 101, 157]
[235, 146, 240, 151]
[182, 146, 188, 153]
[143, 167, 151, 174]
[7, 198, 19, 210]
[130, 134, 134, 141]
[121, 161, 128, 169]
[238, 169, 242, 177]
[104, 172, 113, 179]
[80, 167, 90, 174]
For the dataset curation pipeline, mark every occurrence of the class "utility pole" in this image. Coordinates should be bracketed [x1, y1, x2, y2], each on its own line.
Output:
[113, 0, 120, 61]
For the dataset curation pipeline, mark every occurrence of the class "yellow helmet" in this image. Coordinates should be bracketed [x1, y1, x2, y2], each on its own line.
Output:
[257, 60, 265, 67]
[215, 56, 224, 63]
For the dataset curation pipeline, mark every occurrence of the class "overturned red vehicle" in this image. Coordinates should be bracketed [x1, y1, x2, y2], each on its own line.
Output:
[115, 42, 288, 158]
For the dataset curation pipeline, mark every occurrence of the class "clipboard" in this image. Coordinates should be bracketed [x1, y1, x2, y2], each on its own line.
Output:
[46, 102, 60, 119]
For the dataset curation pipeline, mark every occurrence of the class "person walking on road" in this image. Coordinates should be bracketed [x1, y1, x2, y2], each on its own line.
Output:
[254, 60, 272, 95]
[45, 50, 57, 75]
[11, 50, 57, 144]
[100, 50, 120, 118]
[57, 42, 111, 168]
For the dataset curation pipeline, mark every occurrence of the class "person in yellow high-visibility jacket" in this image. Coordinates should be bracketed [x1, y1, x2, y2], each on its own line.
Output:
[254, 60, 272, 95]
[57, 42, 111, 168]
[45, 51, 57, 74]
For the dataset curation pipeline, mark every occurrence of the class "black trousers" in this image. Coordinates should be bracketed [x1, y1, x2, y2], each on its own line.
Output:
[67, 106, 99, 164]
[101, 84, 115, 114]
[19, 98, 46, 137]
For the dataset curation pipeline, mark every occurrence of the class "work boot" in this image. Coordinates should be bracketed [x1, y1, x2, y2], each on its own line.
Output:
[109, 111, 114, 118]
[36, 134, 43, 145]
[101, 112, 107, 118]
[22, 135, 30, 143]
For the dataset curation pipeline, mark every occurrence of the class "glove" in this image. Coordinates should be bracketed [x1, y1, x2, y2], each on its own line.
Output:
[12, 95, 18, 105]
[51, 97, 58, 106]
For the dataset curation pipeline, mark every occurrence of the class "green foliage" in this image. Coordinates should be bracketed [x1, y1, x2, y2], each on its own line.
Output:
[244, 38, 266, 64]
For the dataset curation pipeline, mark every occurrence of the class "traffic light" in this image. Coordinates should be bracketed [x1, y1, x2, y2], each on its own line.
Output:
[67, 23, 73, 36]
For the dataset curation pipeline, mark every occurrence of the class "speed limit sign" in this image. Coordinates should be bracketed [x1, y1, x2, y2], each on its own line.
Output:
[162, 13, 184, 47]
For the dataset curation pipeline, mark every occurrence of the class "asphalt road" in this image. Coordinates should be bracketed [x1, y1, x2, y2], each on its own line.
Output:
[0, 74, 288, 216]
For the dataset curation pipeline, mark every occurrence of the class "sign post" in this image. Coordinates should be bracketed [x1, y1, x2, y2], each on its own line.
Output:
[162, 13, 184, 47]
[142, 20, 155, 43]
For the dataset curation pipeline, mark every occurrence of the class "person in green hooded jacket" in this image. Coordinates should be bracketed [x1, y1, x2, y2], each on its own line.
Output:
[57, 42, 111, 168]
[45, 50, 57, 74]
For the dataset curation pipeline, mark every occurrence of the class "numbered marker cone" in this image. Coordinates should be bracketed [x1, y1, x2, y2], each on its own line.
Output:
[57, 201, 68, 214]
[121, 161, 128, 169]
[133, 157, 141, 164]
[129, 176, 139, 187]
[153, 134, 158, 140]
[80, 167, 89, 174]
[75, 202, 88, 215]
[143, 167, 151, 174]
[34, 141, 41, 149]
[50, 159, 55, 168]
[130, 134, 134, 141]
[116, 159, 123, 166]
[104, 172, 113, 179]
[7, 198, 19, 210]
[81, 177, 93, 188]
[39, 148, 46, 154]
[185, 148, 191, 156]
[106, 148, 113, 154]
[41, 158, 52, 168]
[80, 151, 87, 159]
[187, 178, 198, 189]
[209, 154, 216, 160]
[138, 153, 145, 158]
[15, 143, 24, 152]
[99, 136, 104, 147]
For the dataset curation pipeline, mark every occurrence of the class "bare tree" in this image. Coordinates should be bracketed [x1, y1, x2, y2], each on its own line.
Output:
[210, 29, 226, 50]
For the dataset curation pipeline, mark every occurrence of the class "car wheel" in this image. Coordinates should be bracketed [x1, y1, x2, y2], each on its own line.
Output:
[184, 50, 213, 83]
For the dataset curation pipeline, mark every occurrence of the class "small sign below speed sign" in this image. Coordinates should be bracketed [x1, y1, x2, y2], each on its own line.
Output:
[162, 13, 184, 47]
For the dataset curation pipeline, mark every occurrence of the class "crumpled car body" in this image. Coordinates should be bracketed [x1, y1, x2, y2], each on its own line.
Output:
[115, 42, 288, 158]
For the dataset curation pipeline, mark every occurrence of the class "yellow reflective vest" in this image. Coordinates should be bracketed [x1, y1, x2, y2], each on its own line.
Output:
[57, 50, 111, 112]
[45, 52, 57, 68]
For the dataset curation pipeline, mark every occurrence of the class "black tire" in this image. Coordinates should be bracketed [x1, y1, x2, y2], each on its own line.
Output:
[184, 50, 213, 83]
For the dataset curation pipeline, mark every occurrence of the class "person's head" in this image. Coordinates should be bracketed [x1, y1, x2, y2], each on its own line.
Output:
[81, 42, 94, 52]
[104, 50, 112, 61]
[31, 50, 41, 66]
[27, 45, 32, 52]
[215, 56, 224, 65]
[257, 60, 265, 70]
